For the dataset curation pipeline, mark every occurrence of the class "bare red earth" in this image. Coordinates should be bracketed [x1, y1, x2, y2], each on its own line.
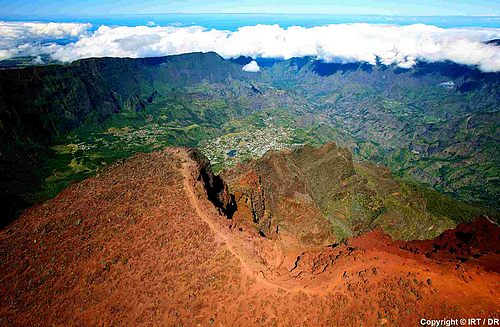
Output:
[1, 148, 499, 326]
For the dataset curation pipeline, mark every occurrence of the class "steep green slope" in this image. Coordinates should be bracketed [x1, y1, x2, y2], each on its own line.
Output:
[0, 52, 252, 223]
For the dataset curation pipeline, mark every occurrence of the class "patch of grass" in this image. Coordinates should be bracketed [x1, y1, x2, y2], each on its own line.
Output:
[331, 219, 353, 243]
[411, 183, 499, 224]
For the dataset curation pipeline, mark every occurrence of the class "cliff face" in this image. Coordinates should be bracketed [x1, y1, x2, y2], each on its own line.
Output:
[224, 142, 456, 244]
[0, 52, 244, 145]
[188, 148, 237, 218]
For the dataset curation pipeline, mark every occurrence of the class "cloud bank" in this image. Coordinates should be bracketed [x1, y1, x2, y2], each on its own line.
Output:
[0, 21, 499, 72]
[242, 60, 260, 72]
[0, 21, 91, 60]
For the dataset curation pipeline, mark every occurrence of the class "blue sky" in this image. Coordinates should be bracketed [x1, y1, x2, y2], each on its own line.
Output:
[0, 0, 499, 17]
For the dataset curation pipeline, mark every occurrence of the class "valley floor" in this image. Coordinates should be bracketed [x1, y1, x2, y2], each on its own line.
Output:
[1, 148, 499, 326]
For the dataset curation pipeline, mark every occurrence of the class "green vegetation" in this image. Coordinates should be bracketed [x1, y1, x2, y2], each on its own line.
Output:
[0, 53, 498, 226]
[410, 183, 499, 224]
[37, 112, 218, 201]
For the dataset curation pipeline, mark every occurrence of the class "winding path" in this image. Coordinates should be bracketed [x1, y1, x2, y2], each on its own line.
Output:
[177, 148, 280, 289]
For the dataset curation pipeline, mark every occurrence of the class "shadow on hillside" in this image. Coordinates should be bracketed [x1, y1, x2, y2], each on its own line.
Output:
[312, 61, 373, 76]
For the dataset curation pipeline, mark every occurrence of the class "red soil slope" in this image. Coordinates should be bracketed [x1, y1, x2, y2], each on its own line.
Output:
[1, 148, 499, 326]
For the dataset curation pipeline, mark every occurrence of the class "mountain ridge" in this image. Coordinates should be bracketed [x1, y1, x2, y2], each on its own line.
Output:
[1, 145, 498, 325]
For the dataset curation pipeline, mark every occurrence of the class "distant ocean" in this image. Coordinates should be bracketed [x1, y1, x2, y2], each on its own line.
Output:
[1, 13, 499, 30]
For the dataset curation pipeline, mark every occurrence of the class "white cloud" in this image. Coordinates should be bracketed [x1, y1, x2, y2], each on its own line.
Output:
[0, 21, 91, 60]
[0, 21, 499, 72]
[32, 55, 44, 64]
[242, 60, 260, 72]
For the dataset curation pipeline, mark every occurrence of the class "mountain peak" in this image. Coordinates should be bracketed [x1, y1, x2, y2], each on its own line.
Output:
[1, 146, 498, 325]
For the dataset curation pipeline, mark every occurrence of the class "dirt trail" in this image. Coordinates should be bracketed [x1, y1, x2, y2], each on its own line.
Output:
[178, 149, 274, 286]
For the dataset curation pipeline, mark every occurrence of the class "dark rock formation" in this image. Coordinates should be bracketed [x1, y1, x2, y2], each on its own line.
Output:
[188, 148, 237, 218]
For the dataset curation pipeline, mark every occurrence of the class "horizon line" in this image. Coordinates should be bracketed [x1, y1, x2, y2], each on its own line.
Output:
[0, 13, 499, 18]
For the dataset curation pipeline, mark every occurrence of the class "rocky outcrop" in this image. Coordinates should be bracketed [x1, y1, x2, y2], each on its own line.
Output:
[188, 148, 237, 218]
[224, 142, 457, 244]
[399, 217, 500, 271]
[224, 148, 337, 246]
